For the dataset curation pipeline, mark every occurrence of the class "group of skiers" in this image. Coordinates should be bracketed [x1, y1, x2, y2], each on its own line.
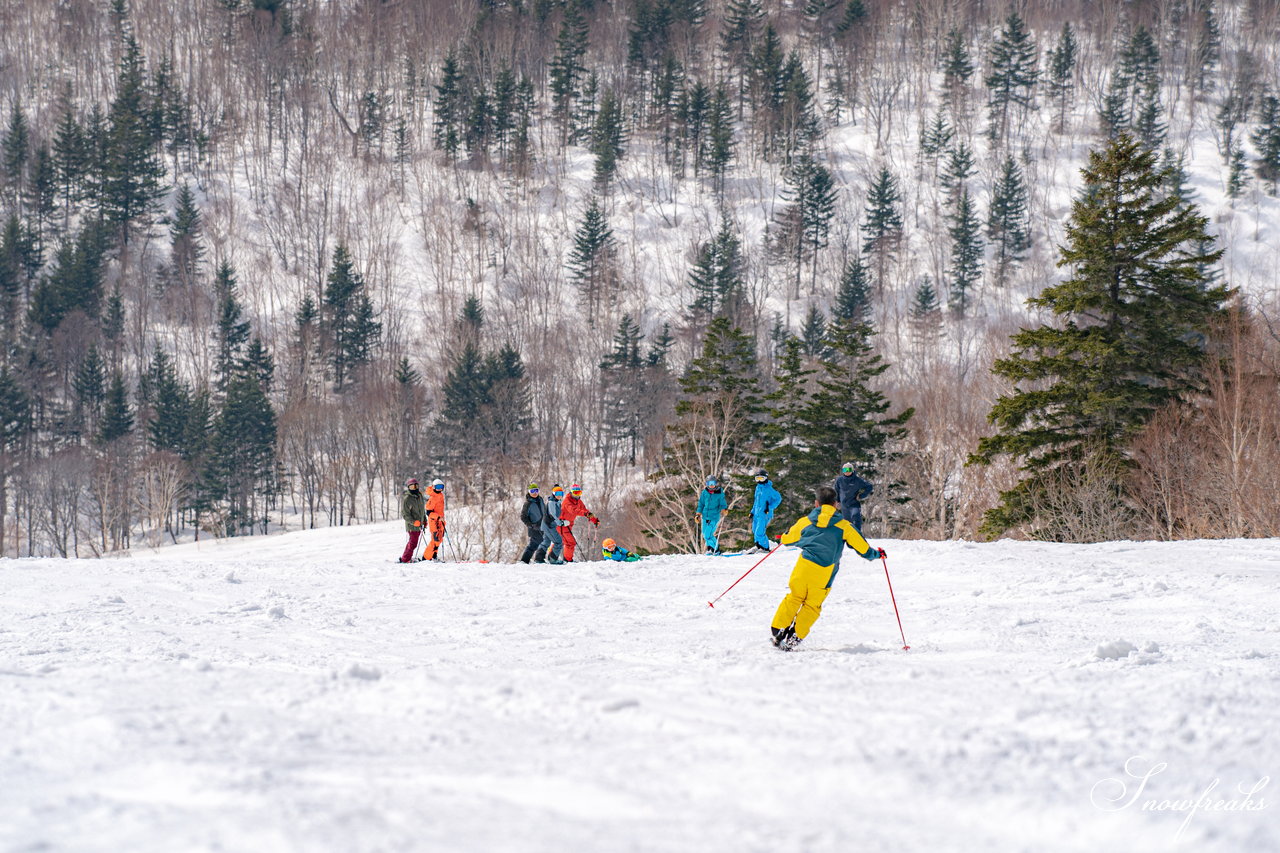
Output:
[695, 462, 874, 555]
[518, 482, 600, 564]
[395, 463, 884, 653]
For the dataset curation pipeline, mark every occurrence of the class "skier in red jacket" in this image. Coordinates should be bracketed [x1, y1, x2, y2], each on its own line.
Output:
[558, 483, 599, 562]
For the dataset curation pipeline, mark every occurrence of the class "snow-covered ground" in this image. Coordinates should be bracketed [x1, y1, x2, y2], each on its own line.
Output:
[2, 526, 1277, 852]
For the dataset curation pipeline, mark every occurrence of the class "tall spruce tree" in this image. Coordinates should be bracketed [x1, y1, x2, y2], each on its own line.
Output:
[946, 189, 983, 317]
[204, 372, 277, 535]
[970, 134, 1231, 537]
[861, 167, 903, 290]
[101, 37, 166, 244]
[590, 89, 626, 190]
[549, 2, 590, 141]
[169, 182, 203, 287]
[567, 199, 618, 316]
[1252, 93, 1280, 192]
[213, 260, 250, 392]
[775, 152, 837, 295]
[321, 245, 381, 391]
[985, 11, 1039, 147]
[688, 216, 747, 328]
[987, 156, 1031, 285]
[1046, 22, 1078, 132]
[833, 254, 871, 325]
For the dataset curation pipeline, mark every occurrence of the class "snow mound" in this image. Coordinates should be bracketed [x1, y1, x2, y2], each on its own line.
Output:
[345, 664, 382, 681]
[1095, 640, 1138, 660]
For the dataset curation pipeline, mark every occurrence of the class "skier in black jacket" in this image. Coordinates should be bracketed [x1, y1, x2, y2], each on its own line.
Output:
[519, 484, 549, 563]
[833, 462, 874, 533]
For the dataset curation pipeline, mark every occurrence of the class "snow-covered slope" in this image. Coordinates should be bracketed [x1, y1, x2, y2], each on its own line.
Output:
[3, 529, 1278, 852]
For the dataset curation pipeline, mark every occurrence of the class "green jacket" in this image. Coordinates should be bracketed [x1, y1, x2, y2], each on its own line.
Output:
[401, 489, 426, 532]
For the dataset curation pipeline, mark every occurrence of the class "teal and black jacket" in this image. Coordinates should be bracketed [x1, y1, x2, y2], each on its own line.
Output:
[779, 504, 876, 571]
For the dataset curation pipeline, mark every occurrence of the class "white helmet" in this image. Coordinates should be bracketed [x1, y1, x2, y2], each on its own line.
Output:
[431, 478, 444, 490]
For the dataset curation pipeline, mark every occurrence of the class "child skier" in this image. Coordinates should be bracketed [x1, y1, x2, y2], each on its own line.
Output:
[748, 469, 781, 554]
[770, 485, 883, 651]
[398, 477, 426, 563]
[558, 483, 599, 562]
[519, 484, 549, 564]
[696, 477, 727, 555]
[833, 462, 874, 533]
[420, 478, 447, 561]
[601, 538, 641, 562]
[542, 484, 566, 565]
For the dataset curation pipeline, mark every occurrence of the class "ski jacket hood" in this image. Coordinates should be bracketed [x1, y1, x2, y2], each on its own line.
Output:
[779, 504, 874, 569]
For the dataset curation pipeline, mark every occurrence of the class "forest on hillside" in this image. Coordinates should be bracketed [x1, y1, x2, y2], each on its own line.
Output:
[1, 0, 1279, 558]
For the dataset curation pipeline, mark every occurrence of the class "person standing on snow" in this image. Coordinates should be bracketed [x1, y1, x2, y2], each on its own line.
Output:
[558, 483, 599, 562]
[420, 478, 447, 561]
[519, 483, 549, 563]
[541, 484, 566, 565]
[748, 469, 781, 554]
[696, 477, 727, 555]
[833, 462, 874, 533]
[399, 477, 426, 563]
[770, 485, 883, 651]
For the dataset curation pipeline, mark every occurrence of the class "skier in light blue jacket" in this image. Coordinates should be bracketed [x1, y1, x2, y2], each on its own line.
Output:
[696, 478, 727, 555]
[749, 469, 781, 554]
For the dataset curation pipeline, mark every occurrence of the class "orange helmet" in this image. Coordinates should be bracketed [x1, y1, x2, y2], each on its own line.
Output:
[602, 538, 616, 550]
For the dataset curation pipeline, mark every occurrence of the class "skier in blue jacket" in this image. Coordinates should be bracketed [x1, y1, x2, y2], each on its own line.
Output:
[749, 469, 781, 554]
[695, 478, 727, 555]
[833, 462, 874, 533]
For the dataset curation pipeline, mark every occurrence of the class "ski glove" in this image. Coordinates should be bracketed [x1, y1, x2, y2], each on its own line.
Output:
[413, 520, 422, 528]
[878, 548, 887, 559]
[589, 515, 599, 526]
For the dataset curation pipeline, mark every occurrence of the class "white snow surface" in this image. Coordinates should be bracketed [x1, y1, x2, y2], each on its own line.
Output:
[2, 527, 1278, 852]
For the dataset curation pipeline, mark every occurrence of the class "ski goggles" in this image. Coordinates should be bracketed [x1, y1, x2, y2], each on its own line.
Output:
[706, 478, 718, 487]
[841, 465, 854, 474]
[528, 487, 540, 495]
[432, 484, 444, 491]
[754, 475, 767, 483]
[570, 488, 582, 495]
[552, 489, 564, 498]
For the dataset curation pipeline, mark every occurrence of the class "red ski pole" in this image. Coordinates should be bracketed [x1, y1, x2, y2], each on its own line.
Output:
[707, 546, 781, 608]
[880, 550, 910, 651]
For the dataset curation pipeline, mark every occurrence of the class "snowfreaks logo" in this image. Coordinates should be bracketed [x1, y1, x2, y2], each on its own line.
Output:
[1090, 756, 1270, 840]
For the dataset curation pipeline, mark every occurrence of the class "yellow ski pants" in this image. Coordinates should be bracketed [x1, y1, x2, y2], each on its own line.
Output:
[771, 556, 838, 639]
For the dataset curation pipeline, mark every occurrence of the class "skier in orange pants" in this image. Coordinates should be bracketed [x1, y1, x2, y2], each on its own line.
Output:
[558, 483, 599, 562]
[421, 478, 447, 561]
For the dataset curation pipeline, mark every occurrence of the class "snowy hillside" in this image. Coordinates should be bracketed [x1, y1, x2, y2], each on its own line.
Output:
[3, 530, 1277, 852]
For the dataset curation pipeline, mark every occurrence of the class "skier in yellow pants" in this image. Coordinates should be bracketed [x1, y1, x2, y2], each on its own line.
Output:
[771, 485, 883, 651]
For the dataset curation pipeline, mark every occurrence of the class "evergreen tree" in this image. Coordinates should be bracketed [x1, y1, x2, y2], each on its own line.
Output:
[946, 189, 983, 317]
[775, 152, 837, 294]
[213, 260, 250, 391]
[687, 216, 746, 327]
[101, 36, 166, 243]
[52, 90, 86, 215]
[567, 199, 617, 315]
[433, 49, 466, 158]
[970, 134, 1231, 537]
[2, 101, 30, 198]
[720, 0, 765, 87]
[590, 89, 626, 190]
[799, 304, 827, 356]
[987, 156, 1031, 285]
[204, 373, 277, 535]
[861, 167, 903, 290]
[321, 245, 380, 391]
[99, 371, 134, 444]
[73, 344, 107, 437]
[833, 254, 871, 325]
[705, 86, 735, 195]
[940, 142, 976, 207]
[920, 109, 953, 164]
[25, 145, 57, 241]
[240, 337, 275, 394]
[549, 2, 590, 141]
[761, 335, 818, 516]
[985, 11, 1040, 146]
[1252, 93, 1280, 192]
[909, 276, 942, 346]
[940, 28, 974, 111]
[28, 222, 108, 332]
[169, 182, 203, 287]
[1046, 22, 1078, 132]
[146, 349, 191, 453]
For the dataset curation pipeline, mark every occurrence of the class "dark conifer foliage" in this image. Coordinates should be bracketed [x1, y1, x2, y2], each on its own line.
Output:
[971, 135, 1231, 537]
